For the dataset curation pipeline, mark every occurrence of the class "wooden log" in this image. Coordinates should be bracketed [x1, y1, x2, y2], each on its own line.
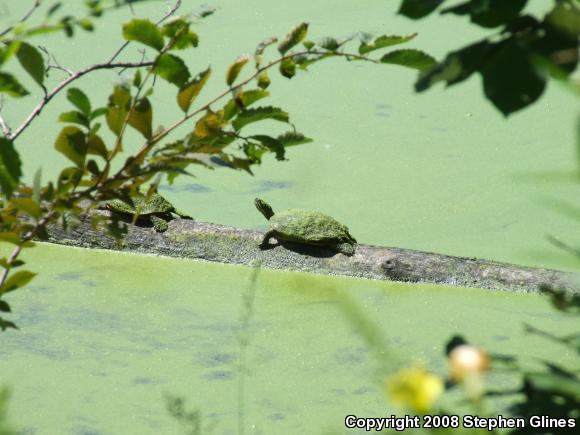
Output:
[44, 215, 578, 294]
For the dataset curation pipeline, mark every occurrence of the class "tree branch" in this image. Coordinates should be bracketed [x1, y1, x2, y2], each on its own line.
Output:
[0, 0, 42, 38]
[8, 60, 154, 142]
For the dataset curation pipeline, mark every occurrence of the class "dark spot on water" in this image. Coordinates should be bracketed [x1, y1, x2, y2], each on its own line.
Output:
[203, 370, 234, 380]
[133, 376, 163, 385]
[493, 335, 509, 341]
[160, 183, 210, 193]
[391, 336, 402, 344]
[331, 388, 346, 396]
[376, 103, 391, 110]
[375, 112, 390, 118]
[417, 114, 427, 119]
[27, 284, 54, 294]
[430, 127, 447, 133]
[19, 426, 38, 435]
[71, 425, 103, 435]
[198, 352, 236, 368]
[252, 180, 294, 194]
[353, 386, 373, 395]
[57, 271, 84, 281]
[269, 413, 285, 421]
[335, 347, 366, 365]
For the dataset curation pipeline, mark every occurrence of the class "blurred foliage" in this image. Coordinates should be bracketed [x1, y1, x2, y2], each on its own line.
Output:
[399, 0, 579, 116]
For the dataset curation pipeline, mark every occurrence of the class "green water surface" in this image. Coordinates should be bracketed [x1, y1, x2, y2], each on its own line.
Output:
[1, 0, 579, 433]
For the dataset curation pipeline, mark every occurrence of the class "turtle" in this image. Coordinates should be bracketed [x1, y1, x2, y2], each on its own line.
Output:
[105, 191, 192, 232]
[254, 198, 357, 256]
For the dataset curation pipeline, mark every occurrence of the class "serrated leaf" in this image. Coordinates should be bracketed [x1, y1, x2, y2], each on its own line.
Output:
[278, 22, 309, 55]
[251, 135, 285, 160]
[162, 18, 198, 50]
[381, 49, 437, 71]
[58, 110, 89, 128]
[194, 111, 222, 139]
[87, 134, 108, 159]
[11, 198, 42, 219]
[154, 53, 190, 87]
[0, 72, 29, 97]
[177, 67, 211, 112]
[16, 42, 45, 86]
[128, 97, 152, 138]
[0, 138, 22, 199]
[279, 57, 296, 78]
[67, 87, 91, 116]
[54, 126, 87, 167]
[122, 19, 164, 51]
[359, 33, 417, 55]
[277, 131, 313, 147]
[222, 89, 269, 121]
[226, 55, 250, 87]
[232, 106, 289, 130]
[319, 37, 340, 51]
[0, 270, 36, 294]
[106, 85, 131, 136]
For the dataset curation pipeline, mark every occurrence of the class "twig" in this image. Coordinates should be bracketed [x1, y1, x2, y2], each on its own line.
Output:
[8, 60, 154, 142]
[0, 0, 42, 38]
[108, 0, 182, 63]
[0, 96, 12, 137]
[39, 45, 74, 77]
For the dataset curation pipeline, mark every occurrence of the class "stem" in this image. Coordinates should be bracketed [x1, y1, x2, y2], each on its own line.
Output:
[0, 0, 42, 38]
[8, 60, 153, 142]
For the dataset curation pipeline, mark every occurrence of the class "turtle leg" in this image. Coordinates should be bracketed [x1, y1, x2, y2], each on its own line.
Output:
[259, 230, 276, 249]
[150, 215, 169, 232]
[336, 242, 355, 256]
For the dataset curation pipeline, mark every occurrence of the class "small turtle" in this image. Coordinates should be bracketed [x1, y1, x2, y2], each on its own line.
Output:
[106, 191, 192, 232]
[254, 198, 357, 256]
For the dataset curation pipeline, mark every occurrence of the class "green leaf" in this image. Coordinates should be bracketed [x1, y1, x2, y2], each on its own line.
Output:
[250, 135, 285, 160]
[90, 107, 108, 121]
[415, 40, 492, 91]
[232, 106, 289, 130]
[58, 110, 89, 128]
[278, 22, 309, 55]
[0, 270, 36, 294]
[222, 89, 269, 121]
[162, 18, 198, 50]
[87, 134, 108, 159]
[11, 198, 42, 219]
[380, 49, 437, 71]
[177, 67, 211, 112]
[0, 300, 11, 313]
[106, 85, 131, 136]
[0, 232, 20, 245]
[277, 131, 313, 147]
[67, 88, 91, 116]
[154, 54, 190, 87]
[122, 19, 164, 51]
[442, 0, 527, 28]
[128, 97, 153, 139]
[0, 138, 22, 199]
[279, 57, 296, 78]
[545, 0, 580, 39]
[226, 55, 250, 87]
[16, 42, 45, 86]
[54, 126, 87, 167]
[398, 0, 445, 19]
[0, 317, 17, 330]
[359, 33, 417, 55]
[0, 72, 29, 97]
[319, 37, 340, 51]
[47, 2, 63, 17]
[0, 41, 21, 66]
[481, 41, 546, 116]
[193, 111, 223, 139]
[32, 167, 41, 204]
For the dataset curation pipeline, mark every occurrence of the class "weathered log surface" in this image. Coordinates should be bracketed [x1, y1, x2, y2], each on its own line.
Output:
[45, 215, 578, 294]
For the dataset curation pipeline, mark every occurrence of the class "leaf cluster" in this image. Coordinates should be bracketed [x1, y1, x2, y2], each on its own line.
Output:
[399, 0, 580, 115]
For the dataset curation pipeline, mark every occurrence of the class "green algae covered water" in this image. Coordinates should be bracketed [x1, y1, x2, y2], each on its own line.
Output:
[1, 244, 578, 434]
[1, 0, 579, 433]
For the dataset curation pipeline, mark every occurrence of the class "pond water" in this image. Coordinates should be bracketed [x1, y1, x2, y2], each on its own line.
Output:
[1, 0, 579, 433]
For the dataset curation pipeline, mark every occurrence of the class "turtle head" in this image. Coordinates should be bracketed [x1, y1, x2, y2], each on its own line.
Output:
[254, 198, 274, 220]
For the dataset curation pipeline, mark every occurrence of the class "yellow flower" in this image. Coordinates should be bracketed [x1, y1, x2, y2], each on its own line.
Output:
[386, 366, 444, 413]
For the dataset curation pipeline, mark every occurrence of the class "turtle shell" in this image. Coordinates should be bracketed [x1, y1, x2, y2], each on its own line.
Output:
[270, 209, 356, 244]
[107, 192, 174, 216]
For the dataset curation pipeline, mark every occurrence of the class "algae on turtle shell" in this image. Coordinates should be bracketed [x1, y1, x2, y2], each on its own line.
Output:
[254, 198, 357, 256]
